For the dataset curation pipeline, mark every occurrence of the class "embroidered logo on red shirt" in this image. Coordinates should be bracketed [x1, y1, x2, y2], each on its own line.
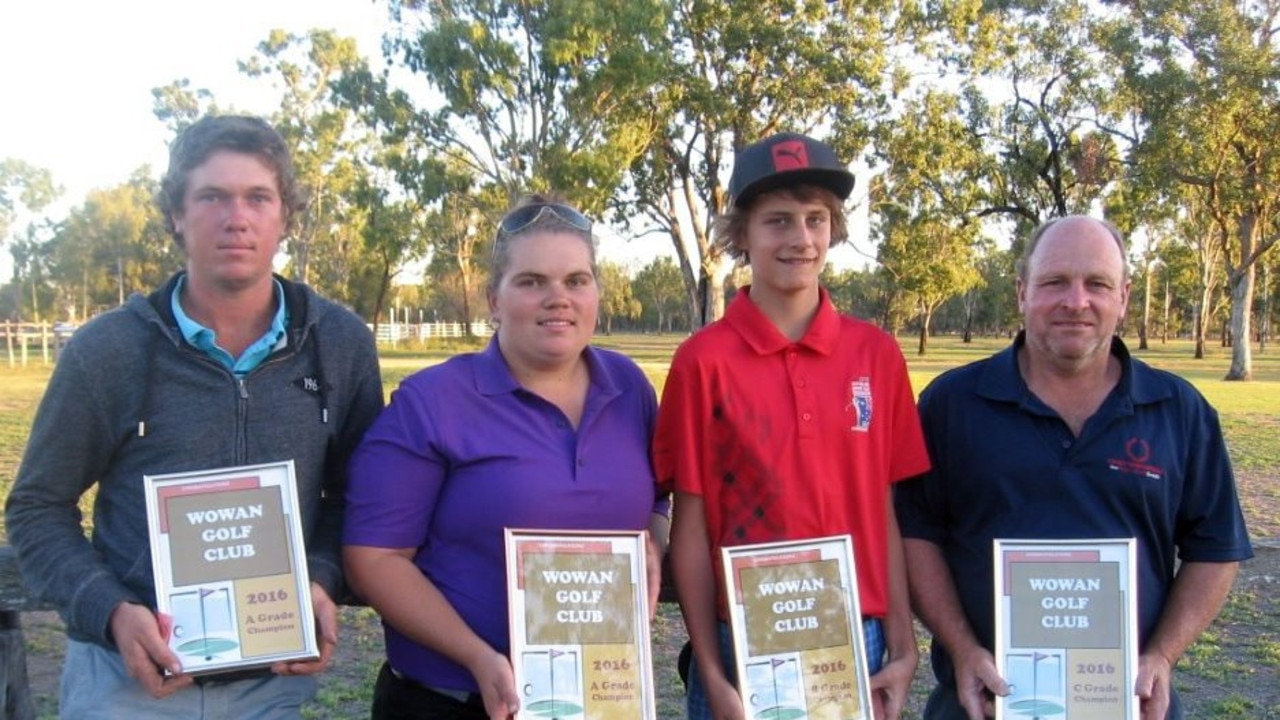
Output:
[1107, 437, 1164, 479]
[848, 377, 872, 432]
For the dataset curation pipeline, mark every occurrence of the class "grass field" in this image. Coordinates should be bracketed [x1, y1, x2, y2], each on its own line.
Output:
[1, 333, 1276, 718]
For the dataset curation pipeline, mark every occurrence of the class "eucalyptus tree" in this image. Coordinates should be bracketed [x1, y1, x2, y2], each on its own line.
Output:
[336, 0, 669, 330]
[332, 52, 492, 328]
[903, 0, 1121, 241]
[416, 169, 492, 335]
[1169, 194, 1227, 358]
[1, 159, 61, 319]
[1, 159, 59, 248]
[7, 226, 58, 320]
[1153, 238, 1202, 343]
[1098, 0, 1280, 378]
[620, 0, 895, 326]
[869, 90, 984, 355]
[931, 238, 1008, 342]
[597, 259, 640, 335]
[1134, 242, 1160, 350]
[45, 170, 174, 316]
[966, 246, 1019, 337]
[823, 265, 895, 330]
[238, 29, 377, 295]
[632, 255, 685, 333]
[1257, 255, 1274, 350]
[353, 177, 429, 330]
[371, 0, 668, 212]
[150, 79, 220, 136]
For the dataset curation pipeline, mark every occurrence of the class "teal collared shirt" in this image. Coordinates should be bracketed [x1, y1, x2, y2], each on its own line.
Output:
[171, 277, 289, 376]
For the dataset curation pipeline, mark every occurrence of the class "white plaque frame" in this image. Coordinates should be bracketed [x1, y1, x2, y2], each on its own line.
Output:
[505, 529, 656, 720]
[994, 538, 1139, 720]
[721, 534, 872, 720]
[143, 460, 317, 675]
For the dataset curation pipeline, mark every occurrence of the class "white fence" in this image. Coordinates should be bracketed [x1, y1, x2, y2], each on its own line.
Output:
[1, 322, 75, 367]
[3, 320, 491, 368]
[372, 321, 492, 344]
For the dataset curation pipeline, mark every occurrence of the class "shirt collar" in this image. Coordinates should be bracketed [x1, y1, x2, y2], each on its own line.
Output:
[725, 285, 841, 356]
[976, 331, 1168, 406]
[170, 275, 288, 353]
[474, 335, 619, 398]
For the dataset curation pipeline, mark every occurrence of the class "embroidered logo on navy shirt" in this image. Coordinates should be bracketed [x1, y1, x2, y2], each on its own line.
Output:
[1107, 437, 1164, 480]
[847, 377, 873, 433]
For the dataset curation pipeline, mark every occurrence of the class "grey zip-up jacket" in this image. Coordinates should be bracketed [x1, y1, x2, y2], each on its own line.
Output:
[5, 272, 384, 648]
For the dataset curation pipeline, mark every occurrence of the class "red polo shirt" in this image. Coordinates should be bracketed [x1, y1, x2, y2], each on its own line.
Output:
[654, 287, 930, 618]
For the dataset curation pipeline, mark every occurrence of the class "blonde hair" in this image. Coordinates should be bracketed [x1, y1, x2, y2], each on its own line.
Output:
[712, 185, 849, 262]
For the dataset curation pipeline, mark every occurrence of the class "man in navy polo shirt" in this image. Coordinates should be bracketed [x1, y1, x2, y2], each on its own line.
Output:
[895, 216, 1253, 720]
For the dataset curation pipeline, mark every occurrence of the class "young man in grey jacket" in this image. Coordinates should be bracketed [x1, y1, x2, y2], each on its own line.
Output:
[5, 115, 384, 718]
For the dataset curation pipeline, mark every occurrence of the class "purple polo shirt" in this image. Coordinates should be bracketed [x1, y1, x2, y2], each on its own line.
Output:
[344, 338, 665, 691]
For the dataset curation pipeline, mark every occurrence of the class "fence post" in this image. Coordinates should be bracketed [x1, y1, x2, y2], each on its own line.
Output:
[0, 611, 35, 720]
[0, 547, 37, 720]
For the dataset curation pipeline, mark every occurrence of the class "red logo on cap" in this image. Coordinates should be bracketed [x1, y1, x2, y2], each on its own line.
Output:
[771, 140, 810, 171]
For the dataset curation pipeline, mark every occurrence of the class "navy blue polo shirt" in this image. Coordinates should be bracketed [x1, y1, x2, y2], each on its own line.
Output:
[895, 333, 1253, 687]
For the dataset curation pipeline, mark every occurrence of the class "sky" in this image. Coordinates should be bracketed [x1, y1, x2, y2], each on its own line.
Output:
[0, 1, 873, 282]
[0, 1, 386, 220]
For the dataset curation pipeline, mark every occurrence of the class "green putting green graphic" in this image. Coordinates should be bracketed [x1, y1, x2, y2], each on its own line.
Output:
[176, 638, 239, 656]
[171, 587, 237, 660]
[524, 698, 584, 717]
[1007, 697, 1067, 716]
[753, 707, 807, 720]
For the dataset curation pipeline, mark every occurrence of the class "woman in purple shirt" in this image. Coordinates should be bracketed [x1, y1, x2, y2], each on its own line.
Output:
[344, 196, 669, 720]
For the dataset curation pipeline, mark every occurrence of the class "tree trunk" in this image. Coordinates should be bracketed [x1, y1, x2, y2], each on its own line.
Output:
[1161, 278, 1170, 344]
[961, 291, 975, 343]
[1260, 264, 1270, 353]
[293, 205, 318, 285]
[371, 263, 393, 344]
[456, 244, 477, 339]
[1193, 280, 1214, 359]
[1139, 260, 1153, 350]
[696, 255, 733, 327]
[80, 267, 88, 323]
[667, 223, 702, 330]
[460, 278, 475, 339]
[1224, 263, 1255, 380]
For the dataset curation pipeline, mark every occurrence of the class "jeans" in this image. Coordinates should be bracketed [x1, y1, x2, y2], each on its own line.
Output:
[59, 639, 314, 720]
[371, 662, 488, 720]
[685, 619, 885, 720]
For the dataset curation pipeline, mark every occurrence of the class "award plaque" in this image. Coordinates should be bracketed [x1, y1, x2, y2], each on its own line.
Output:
[143, 460, 317, 675]
[721, 535, 872, 720]
[994, 539, 1139, 720]
[505, 530, 656, 720]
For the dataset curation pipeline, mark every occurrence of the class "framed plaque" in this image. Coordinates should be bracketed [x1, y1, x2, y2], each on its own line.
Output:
[143, 460, 317, 675]
[994, 539, 1138, 720]
[721, 535, 872, 720]
[505, 529, 656, 720]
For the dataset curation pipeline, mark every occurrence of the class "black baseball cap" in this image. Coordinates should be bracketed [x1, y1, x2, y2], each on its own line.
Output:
[728, 132, 855, 208]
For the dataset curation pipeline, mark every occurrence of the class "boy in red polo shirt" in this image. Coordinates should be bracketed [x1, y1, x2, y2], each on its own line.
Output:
[654, 132, 929, 720]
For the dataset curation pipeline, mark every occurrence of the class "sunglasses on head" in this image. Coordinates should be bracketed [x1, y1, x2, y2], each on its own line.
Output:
[497, 202, 592, 236]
